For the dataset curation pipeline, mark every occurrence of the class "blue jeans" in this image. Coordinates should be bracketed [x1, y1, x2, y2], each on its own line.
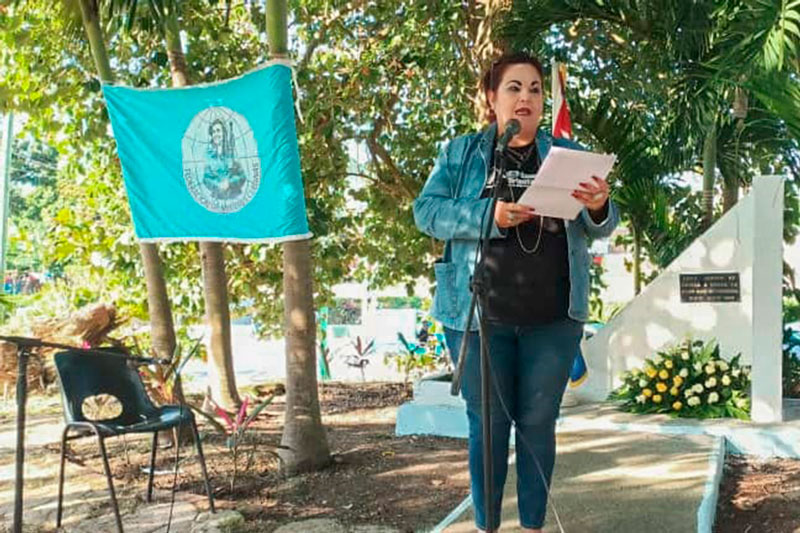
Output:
[445, 319, 582, 530]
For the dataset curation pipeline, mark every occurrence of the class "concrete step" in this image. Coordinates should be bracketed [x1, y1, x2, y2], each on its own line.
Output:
[441, 429, 718, 533]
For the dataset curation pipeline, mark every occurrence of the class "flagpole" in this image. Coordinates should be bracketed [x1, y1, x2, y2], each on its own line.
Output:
[0, 112, 12, 294]
[552, 61, 560, 137]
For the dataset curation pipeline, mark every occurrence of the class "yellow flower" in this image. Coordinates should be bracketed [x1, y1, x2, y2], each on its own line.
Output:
[652, 394, 663, 403]
[658, 369, 669, 380]
[665, 360, 674, 369]
[642, 388, 653, 398]
[645, 367, 657, 378]
[672, 401, 682, 411]
[673, 375, 684, 387]
[656, 382, 667, 393]
[670, 387, 679, 396]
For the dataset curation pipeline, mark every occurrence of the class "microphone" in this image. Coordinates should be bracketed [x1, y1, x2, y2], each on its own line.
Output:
[495, 119, 521, 153]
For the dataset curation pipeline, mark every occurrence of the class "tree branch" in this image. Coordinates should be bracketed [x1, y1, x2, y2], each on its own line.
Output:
[363, 94, 417, 200]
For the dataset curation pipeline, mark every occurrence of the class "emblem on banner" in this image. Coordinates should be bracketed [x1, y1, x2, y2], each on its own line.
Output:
[182, 107, 260, 213]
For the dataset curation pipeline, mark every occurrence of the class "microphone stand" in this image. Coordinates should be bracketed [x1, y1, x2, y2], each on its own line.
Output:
[449, 135, 513, 533]
[1, 335, 168, 533]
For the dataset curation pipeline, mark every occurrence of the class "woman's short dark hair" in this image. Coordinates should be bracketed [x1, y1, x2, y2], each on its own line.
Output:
[480, 52, 545, 123]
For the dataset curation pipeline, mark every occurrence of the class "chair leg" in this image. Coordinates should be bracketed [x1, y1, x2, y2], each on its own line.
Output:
[56, 426, 70, 528]
[96, 433, 124, 533]
[190, 417, 215, 513]
[147, 432, 158, 503]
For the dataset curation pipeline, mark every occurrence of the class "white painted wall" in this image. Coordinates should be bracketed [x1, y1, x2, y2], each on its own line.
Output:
[577, 176, 784, 422]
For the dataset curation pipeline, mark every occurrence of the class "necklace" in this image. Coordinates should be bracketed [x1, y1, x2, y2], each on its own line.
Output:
[509, 186, 544, 254]
[506, 144, 543, 254]
[505, 142, 536, 167]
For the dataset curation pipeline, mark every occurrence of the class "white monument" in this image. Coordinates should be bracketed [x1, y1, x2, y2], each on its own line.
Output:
[577, 176, 785, 423]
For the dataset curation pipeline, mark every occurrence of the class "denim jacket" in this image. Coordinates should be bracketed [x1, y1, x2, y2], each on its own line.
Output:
[413, 124, 620, 331]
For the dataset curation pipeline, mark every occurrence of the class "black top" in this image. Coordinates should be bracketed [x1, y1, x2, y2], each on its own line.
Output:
[480, 139, 571, 325]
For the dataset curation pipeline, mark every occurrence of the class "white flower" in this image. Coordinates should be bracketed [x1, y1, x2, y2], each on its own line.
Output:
[743, 367, 751, 376]
[679, 368, 689, 378]
[721, 375, 731, 386]
[732, 368, 741, 378]
[636, 395, 646, 404]
[705, 377, 717, 388]
[693, 384, 704, 393]
[694, 362, 703, 372]
[654, 355, 663, 365]
[681, 352, 690, 360]
[639, 378, 649, 388]
[684, 389, 694, 398]
[688, 396, 701, 407]
[735, 398, 747, 408]
[717, 360, 729, 371]
[708, 392, 719, 404]
[705, 364, 716, 375]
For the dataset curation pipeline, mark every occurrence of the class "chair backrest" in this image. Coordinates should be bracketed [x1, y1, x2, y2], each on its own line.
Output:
[54, 349, 159, 425]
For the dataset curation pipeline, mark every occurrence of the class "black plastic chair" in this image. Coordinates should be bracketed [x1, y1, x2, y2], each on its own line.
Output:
[53, 349, 214, 532]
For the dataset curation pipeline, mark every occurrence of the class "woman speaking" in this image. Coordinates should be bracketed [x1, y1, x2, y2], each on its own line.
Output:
[413, 52, 619, 532]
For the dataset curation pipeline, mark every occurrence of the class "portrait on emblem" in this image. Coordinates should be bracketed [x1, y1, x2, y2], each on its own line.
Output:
[182, 107, 260, 213]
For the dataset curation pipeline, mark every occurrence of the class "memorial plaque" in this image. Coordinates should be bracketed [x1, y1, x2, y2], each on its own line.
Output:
[679, 273, 740, 303]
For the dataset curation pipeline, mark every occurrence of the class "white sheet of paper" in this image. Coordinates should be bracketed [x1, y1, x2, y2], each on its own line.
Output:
[517, 146, 616, 220]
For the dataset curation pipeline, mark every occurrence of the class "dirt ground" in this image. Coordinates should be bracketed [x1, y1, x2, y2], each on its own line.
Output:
[195, 382, 471, 532]
[1, 382, 470, 533]
[8, 382, 800, 532]
[715, 454, 800, 533]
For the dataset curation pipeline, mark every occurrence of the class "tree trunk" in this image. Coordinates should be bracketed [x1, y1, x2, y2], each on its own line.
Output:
[280, 239, 330, 474]
[632, 223, 642, 295]
[701, 121, 717, 230]
[163, 15, 240, 410]
[721, 171, 739, 214]
[200, 241, 239, 408]
[267, 0, 331, 474]
[77, 0, 177, 364]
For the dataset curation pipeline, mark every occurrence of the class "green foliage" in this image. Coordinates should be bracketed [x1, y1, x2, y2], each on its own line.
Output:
[2, 278, 88, 335]
[783, 327, 800, 398]
[0, 292, 31, 322]
[385, 329, 448, 383]
[132, 332, 204, 405]
[587, 257, 607, 322]
[502, 0, 800, 292]
[609, 338, 751, 420]
[8, 0, 795, 338]
[329, 297, 362, 325]
[376, 296, 425, 310]
[6, 137, 58, 273]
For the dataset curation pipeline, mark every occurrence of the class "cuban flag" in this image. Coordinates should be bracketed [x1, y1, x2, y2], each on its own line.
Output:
[552, 62, 573, 140]
[102, 60, 311, 243]
[552, 60, 587, 388]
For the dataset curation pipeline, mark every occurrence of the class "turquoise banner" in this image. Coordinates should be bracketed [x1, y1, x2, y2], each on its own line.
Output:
[103, 62, 311, 242]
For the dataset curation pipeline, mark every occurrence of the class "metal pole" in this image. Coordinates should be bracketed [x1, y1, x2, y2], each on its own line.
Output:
[0, 112, 12, 293]
[13, 347, 28, 533]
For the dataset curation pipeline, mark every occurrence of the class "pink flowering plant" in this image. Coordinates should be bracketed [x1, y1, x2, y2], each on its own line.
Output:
[609, 338, 751, 419]
[195, 394, 280, 493]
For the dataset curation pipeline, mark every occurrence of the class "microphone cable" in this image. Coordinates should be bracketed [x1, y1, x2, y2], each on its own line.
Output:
[161, 338, 202, 533]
